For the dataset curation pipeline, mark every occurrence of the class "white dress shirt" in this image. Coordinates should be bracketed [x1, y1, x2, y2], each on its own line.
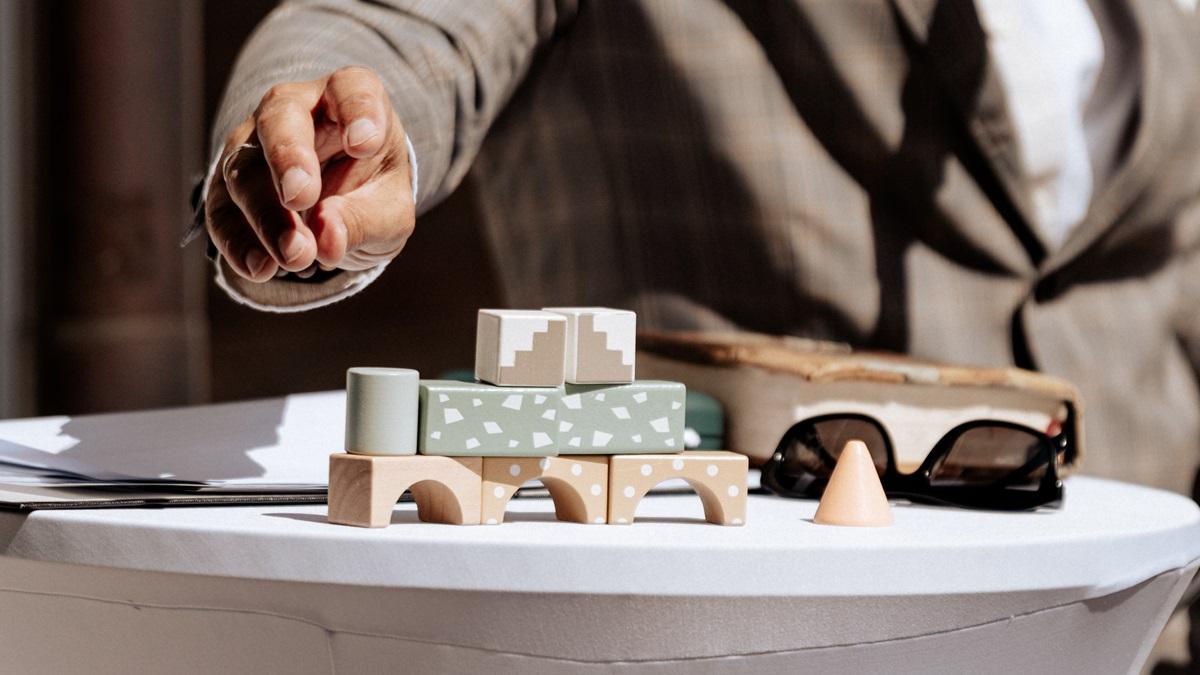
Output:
[974, 0, 1140, 250]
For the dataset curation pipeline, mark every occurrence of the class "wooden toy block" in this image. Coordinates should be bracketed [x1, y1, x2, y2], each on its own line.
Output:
[481, 456, 609, 524]
[418, 380, 562, 456]
[543, 307, 636, 384]
[475, 309, 567, 387]
[327, 453, 483, 527]
[556, 381, 686, 454]
[608, 451, 748, 525]
[344, 367, 420, 455]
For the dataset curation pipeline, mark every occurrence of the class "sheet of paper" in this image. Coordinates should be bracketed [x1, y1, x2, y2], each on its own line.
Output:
[0, 391, 345, 486]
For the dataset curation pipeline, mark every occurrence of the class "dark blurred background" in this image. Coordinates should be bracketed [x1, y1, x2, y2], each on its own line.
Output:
[0, 0, 499, 419]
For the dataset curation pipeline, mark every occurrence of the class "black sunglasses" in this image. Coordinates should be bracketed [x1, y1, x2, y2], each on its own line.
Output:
[760, 407, 1072, 511]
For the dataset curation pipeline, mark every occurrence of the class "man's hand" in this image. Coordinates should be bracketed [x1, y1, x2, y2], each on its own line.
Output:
[206, 67, 415, 282]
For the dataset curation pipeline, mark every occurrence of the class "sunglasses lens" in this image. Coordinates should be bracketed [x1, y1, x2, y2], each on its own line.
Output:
[930, 426, 1049, 489]
[778, 417, 889, 480]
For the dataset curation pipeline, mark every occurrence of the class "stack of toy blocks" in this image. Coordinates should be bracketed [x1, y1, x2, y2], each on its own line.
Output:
[327, 308, 748, 527]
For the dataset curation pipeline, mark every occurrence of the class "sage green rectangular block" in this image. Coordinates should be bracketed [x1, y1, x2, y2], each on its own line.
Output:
[418, 380, 563, 456]
[556, 381, 686, 454]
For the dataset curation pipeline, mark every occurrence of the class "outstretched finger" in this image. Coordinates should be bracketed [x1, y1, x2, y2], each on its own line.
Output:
[223, 143, 318, 272]
[206, 176, 279, 282]
[254, 81, 324, 211]
[323, 66, 390, 160]
[308, 165, 415, 270]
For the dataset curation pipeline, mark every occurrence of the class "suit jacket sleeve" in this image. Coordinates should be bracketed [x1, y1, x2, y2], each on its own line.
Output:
[208, 0, 573, 312]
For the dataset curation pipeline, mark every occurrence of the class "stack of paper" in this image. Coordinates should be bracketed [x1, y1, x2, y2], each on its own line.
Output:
[0, 391, 346, 509]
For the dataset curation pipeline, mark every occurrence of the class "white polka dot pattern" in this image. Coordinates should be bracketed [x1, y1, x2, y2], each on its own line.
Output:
[607, 452, 748, 526]
[480, 456, 610, 525]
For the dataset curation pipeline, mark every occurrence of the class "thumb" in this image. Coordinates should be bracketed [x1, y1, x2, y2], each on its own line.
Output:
[310, 168, 415, 271]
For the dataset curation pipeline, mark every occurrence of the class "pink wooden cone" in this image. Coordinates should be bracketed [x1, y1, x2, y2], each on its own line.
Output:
[813, 440, 893, 527]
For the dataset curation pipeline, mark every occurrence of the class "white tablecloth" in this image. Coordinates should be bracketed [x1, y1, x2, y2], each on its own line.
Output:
[0, 476, 1197, 674]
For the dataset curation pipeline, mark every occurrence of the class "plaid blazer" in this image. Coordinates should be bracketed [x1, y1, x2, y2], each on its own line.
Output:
[211, 0, 1200, 493]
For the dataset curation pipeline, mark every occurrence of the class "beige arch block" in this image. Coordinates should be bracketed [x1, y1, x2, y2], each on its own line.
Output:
[327, 454, 483, 528]
[608, 451, 748, 525]
[482, 455, 609, 525]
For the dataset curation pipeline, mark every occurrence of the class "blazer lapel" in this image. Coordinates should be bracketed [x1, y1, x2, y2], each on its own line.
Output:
[891, 0, 1045, 265]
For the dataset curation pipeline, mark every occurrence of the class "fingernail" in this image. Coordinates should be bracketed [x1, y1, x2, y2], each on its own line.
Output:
[278, 228, 305, 264]
[244, 249, 270, 277]
[346, 119, 379, 148]
[280, 167, 311, 203]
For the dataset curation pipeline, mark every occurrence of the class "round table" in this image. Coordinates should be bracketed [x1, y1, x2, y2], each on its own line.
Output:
[0, 475, 1196, 674]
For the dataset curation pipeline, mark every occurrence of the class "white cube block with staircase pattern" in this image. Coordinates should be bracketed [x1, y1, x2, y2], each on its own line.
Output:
[544, 307, 636, 384]
[475, 309, 567, 387]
